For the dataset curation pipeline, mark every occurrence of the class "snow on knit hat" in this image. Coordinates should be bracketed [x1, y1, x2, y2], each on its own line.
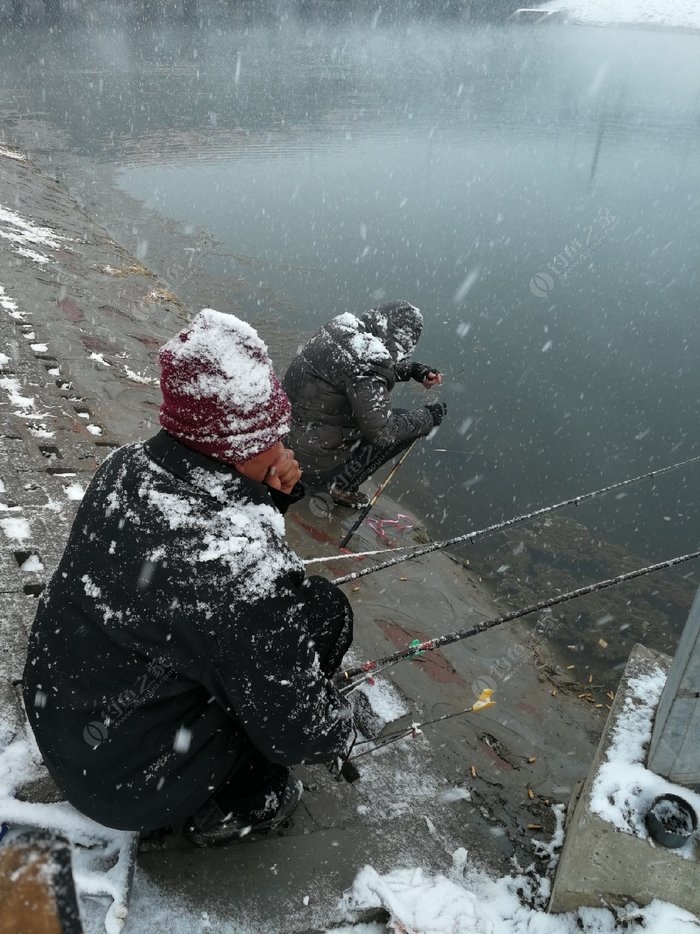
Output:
[159, 309, 291, 464]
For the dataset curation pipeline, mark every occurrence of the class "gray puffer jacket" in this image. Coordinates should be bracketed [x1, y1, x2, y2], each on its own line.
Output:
[283, 301, 435, 474]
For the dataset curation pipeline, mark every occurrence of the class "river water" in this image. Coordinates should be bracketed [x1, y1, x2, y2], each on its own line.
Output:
[1, 15, 699, 667]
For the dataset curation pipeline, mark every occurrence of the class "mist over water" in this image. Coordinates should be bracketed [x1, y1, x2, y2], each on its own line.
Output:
[1, 16, 698, 571]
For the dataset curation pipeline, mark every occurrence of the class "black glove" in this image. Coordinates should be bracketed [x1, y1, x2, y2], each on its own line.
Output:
[410, 362, 438, 382]
[426, 401, 447, 426]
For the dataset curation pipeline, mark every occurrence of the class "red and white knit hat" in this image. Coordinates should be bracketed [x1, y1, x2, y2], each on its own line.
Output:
[158, 309, 291, 464]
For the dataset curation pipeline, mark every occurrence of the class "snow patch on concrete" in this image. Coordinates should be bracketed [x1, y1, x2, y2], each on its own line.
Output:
[0, 282, 18, 314]
[0, 515, 31, 540]
[63, 482, 86, 501]
[342, 860, 700, 933]
[0, 145, 27, 161]
[0, 203, 65, 265]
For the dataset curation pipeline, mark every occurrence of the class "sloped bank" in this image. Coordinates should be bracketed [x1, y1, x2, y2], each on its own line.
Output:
[0, 137, 625, 933]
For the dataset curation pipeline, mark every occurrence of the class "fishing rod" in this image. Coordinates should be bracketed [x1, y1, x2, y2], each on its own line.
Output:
[349, 690, 496, 761]
[335, 549, 700, 776]
[338, 440, 418, 549]
[338, 548, 700, 686]
[305, 452, 700, 569]
[328, 453, 700, 586]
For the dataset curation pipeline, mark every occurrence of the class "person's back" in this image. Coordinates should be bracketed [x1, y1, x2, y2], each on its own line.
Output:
[23, 434, 295, 831]
[284, 310, 398, 471]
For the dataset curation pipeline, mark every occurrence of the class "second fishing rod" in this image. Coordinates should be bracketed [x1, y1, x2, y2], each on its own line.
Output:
[322, 452, 700, 586]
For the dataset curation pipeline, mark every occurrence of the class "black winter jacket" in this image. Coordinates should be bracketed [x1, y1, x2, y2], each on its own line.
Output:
[283, 303, 434, 474]
[22, 431, 352, 832]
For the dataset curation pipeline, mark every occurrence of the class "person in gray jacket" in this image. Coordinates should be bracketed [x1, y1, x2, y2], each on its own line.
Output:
[283, 300, 446, 508]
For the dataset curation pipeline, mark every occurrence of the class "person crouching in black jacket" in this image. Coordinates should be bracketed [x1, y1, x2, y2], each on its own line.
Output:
[23, 308, 354, 846]
[283, 300, 446, 509]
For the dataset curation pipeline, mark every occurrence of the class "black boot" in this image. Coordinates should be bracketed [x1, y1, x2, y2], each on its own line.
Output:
[329, 482, 370, 509]
[184, 775, 303, 848]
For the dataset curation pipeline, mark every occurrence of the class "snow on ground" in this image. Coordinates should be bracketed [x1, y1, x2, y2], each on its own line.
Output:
[3, 616, 700, 934]
[63, 481, 86, 501]
[337, 662, 700, 933]
[1, 448, 697, 933]
[354, 671, 409, 724]
[0, 719, 137, 934]
[0, 375, 34, 411]
[0, 515, 31, 541]
[123, 365, 158, 384]
[541, 0, 700, 29]
[0, 283, 18, 314]
[115, 848, 700, 934]
[341, 862, 700, 934]
[120, 669, 700, 934]
[0, 146, 27, 161]
[3, 639, 699, 932]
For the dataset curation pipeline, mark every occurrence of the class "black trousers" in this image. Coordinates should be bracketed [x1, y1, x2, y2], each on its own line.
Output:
[188, 580, 352, 827]
[306, 427, 414, 493]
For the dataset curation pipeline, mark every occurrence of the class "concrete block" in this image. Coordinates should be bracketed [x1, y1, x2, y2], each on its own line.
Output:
[649, 588, 700, 788]
[549, 644, 700, 915]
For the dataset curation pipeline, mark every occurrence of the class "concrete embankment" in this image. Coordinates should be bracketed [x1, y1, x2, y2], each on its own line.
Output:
[0, 142, 190, 751]
[0, 143, 605, 931]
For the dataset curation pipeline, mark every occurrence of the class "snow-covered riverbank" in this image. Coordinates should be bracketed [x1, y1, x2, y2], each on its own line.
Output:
[541, 0, 700, 30]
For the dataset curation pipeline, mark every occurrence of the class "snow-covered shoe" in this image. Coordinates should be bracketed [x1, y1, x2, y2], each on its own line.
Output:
[184, 776, 303, 848]
[329, 483, 370, 509]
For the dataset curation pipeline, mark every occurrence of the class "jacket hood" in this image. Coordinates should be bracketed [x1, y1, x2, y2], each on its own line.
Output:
[360, 301, 423, 362]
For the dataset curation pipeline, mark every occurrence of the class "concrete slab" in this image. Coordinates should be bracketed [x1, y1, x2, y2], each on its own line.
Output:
[549, 644, 700, 915]
[649, 588, 700, 788]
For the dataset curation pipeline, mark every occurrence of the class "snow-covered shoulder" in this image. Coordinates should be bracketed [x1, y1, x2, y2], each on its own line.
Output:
[330, 313, 392, 366]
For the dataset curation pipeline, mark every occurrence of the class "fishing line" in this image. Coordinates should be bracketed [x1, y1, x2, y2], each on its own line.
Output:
[325, 453, 700, 585]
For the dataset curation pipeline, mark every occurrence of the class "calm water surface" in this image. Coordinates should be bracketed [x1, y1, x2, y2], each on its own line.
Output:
[2, 18, 699, 575]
